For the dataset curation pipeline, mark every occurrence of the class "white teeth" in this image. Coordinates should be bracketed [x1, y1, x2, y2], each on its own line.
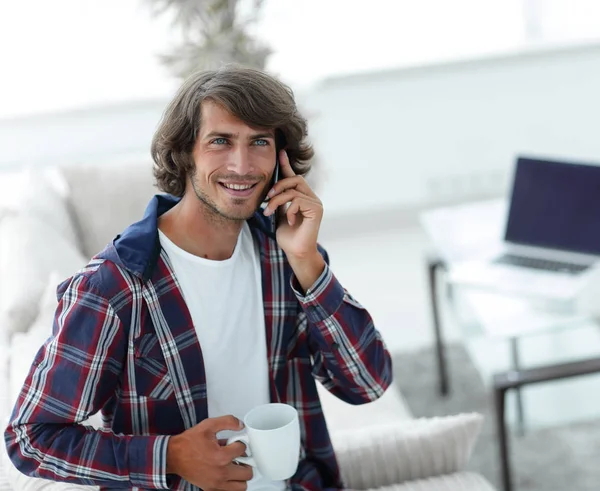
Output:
[223, 183, 254, 190]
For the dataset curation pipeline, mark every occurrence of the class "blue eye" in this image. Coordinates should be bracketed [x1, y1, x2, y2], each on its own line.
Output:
[213, 138, 228, 145]
[254, 139, 268, 146]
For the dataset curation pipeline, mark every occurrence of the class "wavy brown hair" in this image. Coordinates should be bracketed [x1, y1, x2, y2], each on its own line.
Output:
[152, 64, 314, 197]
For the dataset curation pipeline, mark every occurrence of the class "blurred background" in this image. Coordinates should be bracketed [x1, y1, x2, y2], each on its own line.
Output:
[2, 1, 600, 490]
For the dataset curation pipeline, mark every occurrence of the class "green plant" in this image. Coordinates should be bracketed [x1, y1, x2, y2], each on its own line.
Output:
[146, 0, 271, 79]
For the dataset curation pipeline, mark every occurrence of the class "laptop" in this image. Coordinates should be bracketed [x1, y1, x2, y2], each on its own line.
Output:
[449, 156, 600, 302]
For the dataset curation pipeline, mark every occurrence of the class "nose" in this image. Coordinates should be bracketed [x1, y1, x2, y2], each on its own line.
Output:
[227, 146, 252, 175]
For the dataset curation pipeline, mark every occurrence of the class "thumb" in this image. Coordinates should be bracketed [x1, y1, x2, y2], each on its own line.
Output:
[203, 415, 244, 435]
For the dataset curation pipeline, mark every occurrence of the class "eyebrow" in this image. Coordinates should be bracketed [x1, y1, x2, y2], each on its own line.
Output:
[204, 131, 275, 140]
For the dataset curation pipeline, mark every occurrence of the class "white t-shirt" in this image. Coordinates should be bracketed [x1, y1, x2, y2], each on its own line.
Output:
[158, 223, 285, 490]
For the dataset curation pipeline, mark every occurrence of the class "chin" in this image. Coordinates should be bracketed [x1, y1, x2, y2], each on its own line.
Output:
[218, 204, 259, 221]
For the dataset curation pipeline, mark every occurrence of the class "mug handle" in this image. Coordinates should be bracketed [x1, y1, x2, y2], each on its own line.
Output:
[226, 433, 256, 467]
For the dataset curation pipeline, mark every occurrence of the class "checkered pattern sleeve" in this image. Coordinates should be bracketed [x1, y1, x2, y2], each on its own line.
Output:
[291, 248, 393, 404]
[3, 274, 171, 489]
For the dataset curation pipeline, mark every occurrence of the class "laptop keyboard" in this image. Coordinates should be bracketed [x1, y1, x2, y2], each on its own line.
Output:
[493, 254, 590, 275]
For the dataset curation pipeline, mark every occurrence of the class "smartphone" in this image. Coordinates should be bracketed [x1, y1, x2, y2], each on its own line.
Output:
[269, 155, 280, 234]
[262, 132, 284, 235]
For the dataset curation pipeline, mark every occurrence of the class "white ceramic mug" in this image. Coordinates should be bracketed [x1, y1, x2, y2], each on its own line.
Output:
[226, 403, 300, 480]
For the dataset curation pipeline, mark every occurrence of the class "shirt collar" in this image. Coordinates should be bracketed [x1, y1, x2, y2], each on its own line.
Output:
[108, 194, 274, 280]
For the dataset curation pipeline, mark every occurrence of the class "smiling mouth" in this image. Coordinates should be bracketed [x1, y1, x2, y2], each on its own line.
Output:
[219, 183, 257, 190]
[218, 181, 259, 197]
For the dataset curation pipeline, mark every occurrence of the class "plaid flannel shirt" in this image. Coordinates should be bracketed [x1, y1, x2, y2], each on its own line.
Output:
[4, 194, 393, 490]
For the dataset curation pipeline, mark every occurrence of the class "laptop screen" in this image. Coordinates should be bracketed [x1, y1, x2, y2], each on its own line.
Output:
[505, 157, 600, 255]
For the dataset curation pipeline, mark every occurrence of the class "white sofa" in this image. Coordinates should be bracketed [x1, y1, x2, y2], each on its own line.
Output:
[0, 162, 495, 490]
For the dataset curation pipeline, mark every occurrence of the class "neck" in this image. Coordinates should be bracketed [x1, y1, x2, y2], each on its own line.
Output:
[159, 194, 244, 261]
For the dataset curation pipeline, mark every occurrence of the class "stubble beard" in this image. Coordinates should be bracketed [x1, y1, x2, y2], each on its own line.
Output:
[190, 172, 268, 225]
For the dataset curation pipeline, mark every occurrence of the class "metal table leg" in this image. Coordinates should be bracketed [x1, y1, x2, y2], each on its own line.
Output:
[427, 253, 449, 396]
[494, 383, 513, 491]
[493, 356, 600, 491]
[509, 337, 526, 436]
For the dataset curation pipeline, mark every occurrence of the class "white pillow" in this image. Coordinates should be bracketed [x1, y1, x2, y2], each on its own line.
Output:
[0, 166, 81, 335]
[332, 412, 484, 489]
[0, 212, 86, 334]
[11, 167, 79, 246]
[59, 161, 158, 258]
[8, 272, 61, 409]
[0, 328, 10, 423]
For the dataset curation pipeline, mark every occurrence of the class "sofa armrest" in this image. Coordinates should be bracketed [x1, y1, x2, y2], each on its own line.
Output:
[331, 413, 483, 490]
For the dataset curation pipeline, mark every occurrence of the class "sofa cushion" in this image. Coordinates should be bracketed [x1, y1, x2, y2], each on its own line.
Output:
[8, 272, 61, 409]
[318, 382, 412, 436]
[17, 167, 78, 245]
[0, 329, 9, 425]
[59, 161, 158, 258]
[368, 472, 495, 491]
[332, 413, 484, 489]
[0, 167, 76, 245]
[0, 212, 86, 335]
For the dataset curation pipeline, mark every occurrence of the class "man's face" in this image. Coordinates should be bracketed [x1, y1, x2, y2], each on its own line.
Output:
[189, 100, 277, 222]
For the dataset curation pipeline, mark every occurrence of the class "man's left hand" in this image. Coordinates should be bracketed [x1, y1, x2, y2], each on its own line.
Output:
[264, 149, 325, 291]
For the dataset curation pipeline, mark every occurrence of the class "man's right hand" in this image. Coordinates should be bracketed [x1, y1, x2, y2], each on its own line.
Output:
[166, 415, 253, 490]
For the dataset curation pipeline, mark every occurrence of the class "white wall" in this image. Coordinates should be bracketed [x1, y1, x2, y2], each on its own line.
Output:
[2, 41, 600, 220]
[0, 100, 167, 171]
[303, 41, 600, 215]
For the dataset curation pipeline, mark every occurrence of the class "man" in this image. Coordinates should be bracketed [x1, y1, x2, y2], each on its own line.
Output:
[5, 65, 392, 490]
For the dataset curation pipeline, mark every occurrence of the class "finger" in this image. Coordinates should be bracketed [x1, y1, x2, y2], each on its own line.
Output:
[287, 197, 323, 226]
[268, 175, 316, 200]
[226, 484, 248, 491]
[203, 415, 244, 435]
[278, 149, 296, 178]
[286, 200, 301, 227]
[264, 190, 319, 217]
[221, 481, 249, 491]
[226, 462, 254, 481]
[206, 485, 247, 491]
[222, 441, 248, 460]
[264, 189, 301, 216]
